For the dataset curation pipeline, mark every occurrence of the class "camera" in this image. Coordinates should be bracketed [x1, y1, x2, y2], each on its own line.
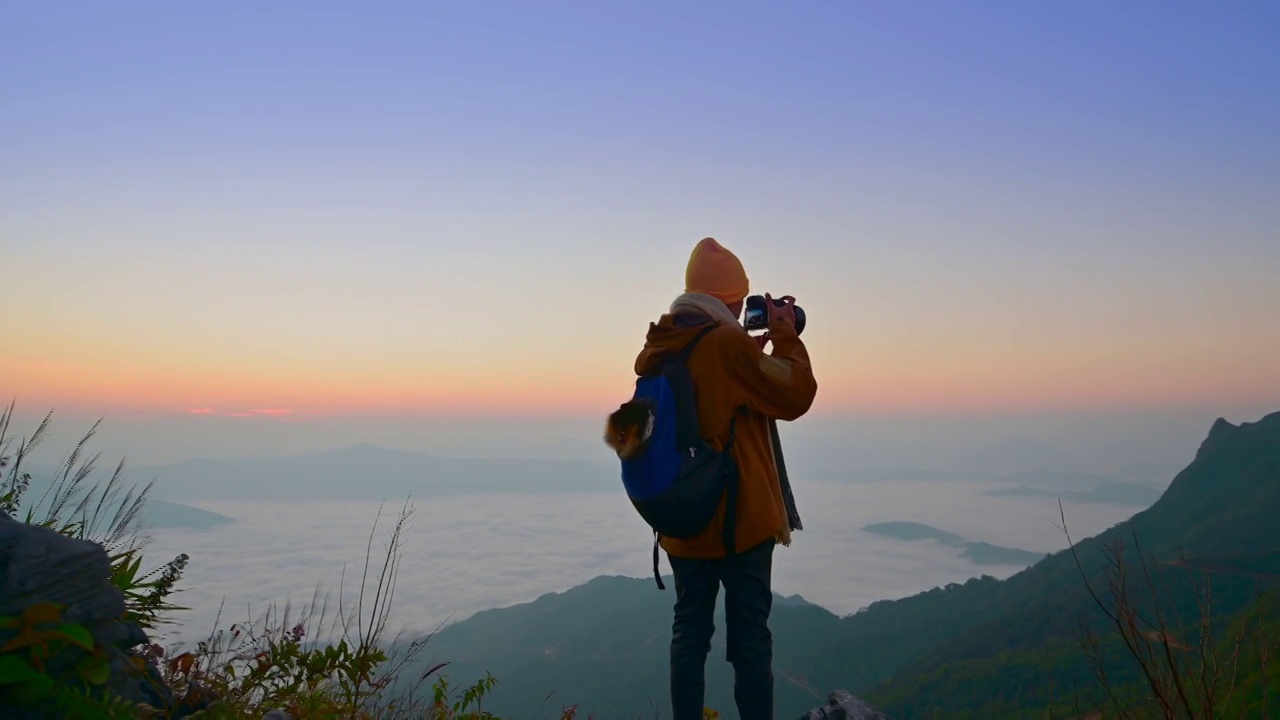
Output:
[742, 294, 806, 335]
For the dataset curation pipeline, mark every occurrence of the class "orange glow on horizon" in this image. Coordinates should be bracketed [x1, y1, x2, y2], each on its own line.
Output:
[6, 358, 1274, 421]
[5, 322, 1276, 420]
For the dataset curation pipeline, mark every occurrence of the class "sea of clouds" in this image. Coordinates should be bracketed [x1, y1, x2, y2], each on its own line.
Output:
[138, 479, 1139, 648]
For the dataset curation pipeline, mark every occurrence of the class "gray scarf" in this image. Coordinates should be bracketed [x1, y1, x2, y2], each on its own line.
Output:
[668, 292, 745, 329]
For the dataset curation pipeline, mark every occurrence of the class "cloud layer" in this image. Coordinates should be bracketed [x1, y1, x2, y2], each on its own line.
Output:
[139, 479, 1140, 648]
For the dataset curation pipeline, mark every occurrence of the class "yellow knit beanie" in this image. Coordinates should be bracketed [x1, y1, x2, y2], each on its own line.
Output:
[685, 237, 750, 305]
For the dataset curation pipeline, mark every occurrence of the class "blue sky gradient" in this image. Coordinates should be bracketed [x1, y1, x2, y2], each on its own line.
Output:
[4, 1, 1278, 437]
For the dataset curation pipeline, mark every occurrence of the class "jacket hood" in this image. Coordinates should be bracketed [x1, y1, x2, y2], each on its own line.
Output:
[634, 312, 717, 376]
[634, 293, 748, 376]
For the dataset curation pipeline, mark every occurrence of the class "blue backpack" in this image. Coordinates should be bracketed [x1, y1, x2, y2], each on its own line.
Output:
[616, 324, 742, 589]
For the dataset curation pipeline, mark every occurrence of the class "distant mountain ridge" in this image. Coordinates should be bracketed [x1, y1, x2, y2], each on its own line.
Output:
[11, 473, 236, 532]
[863, 521, 1045, 567]
[395, 411, 1280, 718]
[981, 481, 1162, 506]
[131, 443, 617, 501]
[143, 499, 235, 530]
[828, 466, 1169, 490]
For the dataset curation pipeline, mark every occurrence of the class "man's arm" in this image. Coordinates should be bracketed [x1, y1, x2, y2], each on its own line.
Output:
[720, 320, 817, 422]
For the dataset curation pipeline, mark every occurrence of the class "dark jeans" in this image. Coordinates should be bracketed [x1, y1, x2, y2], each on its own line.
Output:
[669, 538, 775, 720]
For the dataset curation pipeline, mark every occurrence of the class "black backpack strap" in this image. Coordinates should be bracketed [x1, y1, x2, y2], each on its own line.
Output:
[667, 323, 720, 454]
[653, 531, 665, 590]
[636, 322, 717, 381]
[674, 323, 719, 362]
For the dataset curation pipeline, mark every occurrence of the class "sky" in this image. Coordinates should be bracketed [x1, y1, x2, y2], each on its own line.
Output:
[3, 1, 1279, 464]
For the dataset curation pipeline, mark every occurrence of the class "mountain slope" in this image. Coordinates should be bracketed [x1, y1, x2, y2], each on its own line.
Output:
[400, 575, 848, 717]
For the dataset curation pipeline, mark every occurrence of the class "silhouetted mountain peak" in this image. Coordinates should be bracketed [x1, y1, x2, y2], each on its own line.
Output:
[1136, 410, 1280, 557]
[1195, 416, 1239, 460]
[1191, 411, 1280, 463]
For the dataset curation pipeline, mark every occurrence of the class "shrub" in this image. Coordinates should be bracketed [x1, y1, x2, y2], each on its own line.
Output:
[1059, 500, 1278, 719]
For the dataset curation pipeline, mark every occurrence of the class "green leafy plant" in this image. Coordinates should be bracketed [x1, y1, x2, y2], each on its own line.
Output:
[111, 548, 191, 631]
[0, 601, 140, 719]
[0, 602, 103, 688]
[428, 670, 499, 718]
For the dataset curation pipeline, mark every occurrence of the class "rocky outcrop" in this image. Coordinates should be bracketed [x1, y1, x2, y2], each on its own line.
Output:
[798, 690, 890, 720]
[0, 511, 171, 717]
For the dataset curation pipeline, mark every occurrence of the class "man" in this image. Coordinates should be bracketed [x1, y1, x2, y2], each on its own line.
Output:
[632, 237, 818, 719]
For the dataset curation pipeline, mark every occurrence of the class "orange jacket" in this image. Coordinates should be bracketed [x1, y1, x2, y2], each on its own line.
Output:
[633, 309, 817, 559]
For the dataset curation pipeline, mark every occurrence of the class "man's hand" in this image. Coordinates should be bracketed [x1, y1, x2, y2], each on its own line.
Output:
[752, 332, 771, 351]
[765, 293, 798, 336]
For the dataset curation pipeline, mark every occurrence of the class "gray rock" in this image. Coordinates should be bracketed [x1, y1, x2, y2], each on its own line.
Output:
[797, 689, 890, 720]
[0, 511, 193, 717]
[0, 512, 118, 620]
